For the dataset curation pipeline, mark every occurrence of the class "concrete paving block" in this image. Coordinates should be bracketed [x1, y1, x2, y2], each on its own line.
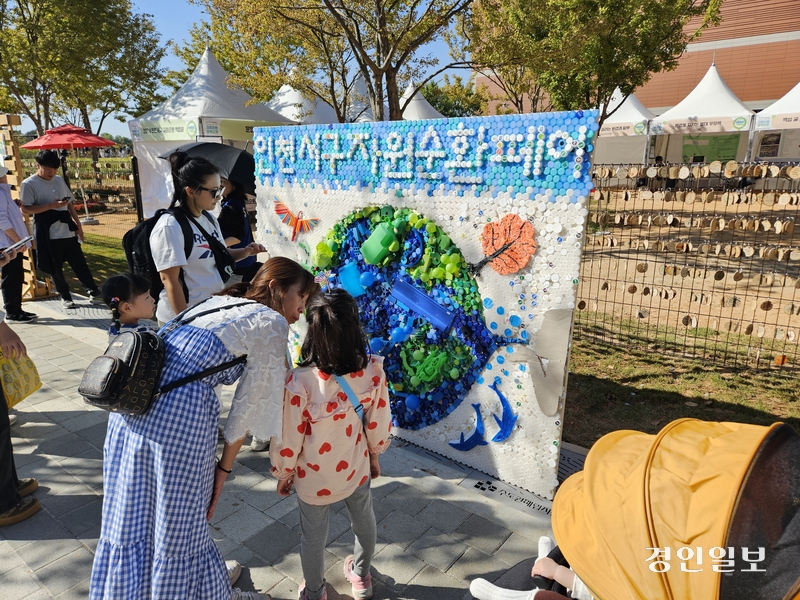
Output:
[0, 540, 25, 574]
[370, 479, 402, 501]
[268, 542, 303, 582]
[73, 422, 108, 447]
[371, 543, 426, 587]
[243, 520, 301, 565]
[446, 546, 510, 587]
[453, 514, 511, 555]
[370, 498, 395, 525]
[279, 506, 302, 530]
[370, 579, 396, 600]
[15, 524, 83, 571]
[415, 499, 471, 534]
[265, 495, 298, 521]
[54, 576, 91, 599]
[492, 532, 539, 568]
[322, 557, 350, 597]
[76, 524, 101, 555]
[58, 448, 104, 477]
[326, 529, 389, 562]
[382, 484, 432, 517]
[59, 412, 107, 435]
[325, 509, 353, 544]
[40, 488, 99, 519]
[407, 528, 468, 572]
[21, 590, 56, 600]
[13, 450, 47, 470]
[36, 432, 95, 461]
[404, 564, 468, 600]
[263, 575, 301, 599]
[59, 498, 103, 537]
[232, 556, 286, 595]
[208, 490, 246, 526]
[221, 543, 256, 567]
[226, 462, 269, 495]
[235, 450, 274, 475]
[486, 503, 551, 543]
[215, 504, 276, 544]
[376, 510, 430, 550]
[0, 507, 65, 549]
[1, 565, 46, 598]
[233, 477, 285, 513]
[34, 547, 95, 596]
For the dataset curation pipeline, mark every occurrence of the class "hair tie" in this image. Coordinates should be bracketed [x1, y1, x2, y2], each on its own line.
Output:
[111, 297, 119, 303]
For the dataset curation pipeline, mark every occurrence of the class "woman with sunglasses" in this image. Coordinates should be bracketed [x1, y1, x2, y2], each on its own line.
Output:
[150, 152, 265, 325]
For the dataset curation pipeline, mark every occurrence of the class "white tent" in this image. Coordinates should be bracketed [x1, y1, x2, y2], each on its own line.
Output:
[401, 83, 444, 120]
[650, 64, 753, 135]
[594, 89, 655, 164]
[649, 64, 754, 163]
[755, 80, 800, 131]
[267, 85, 339, 124]
[346, 75, 375, 123]
[129, 49, 293, 216]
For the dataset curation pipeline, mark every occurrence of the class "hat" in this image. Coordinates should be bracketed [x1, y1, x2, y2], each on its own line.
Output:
[0, 165, 8, 177]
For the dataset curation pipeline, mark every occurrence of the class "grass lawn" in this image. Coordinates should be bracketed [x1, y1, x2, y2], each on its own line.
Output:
[564, 337, 800, 449]
[61, 233, 128, 292]
[66, 240, 800, 449]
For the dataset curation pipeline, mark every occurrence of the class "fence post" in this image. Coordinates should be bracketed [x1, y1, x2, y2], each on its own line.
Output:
[131, 155, 144, 223]
[0, 114, 57, 299]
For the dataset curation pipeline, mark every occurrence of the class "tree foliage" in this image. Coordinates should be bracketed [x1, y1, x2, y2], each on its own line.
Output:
[420, 75, 487, 118]
[465, 0, 722, 127]
[178, 0, 473, 122]
[0, 0, 166, 135]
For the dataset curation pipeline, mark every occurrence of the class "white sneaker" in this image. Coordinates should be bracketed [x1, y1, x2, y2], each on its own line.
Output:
[88, 291, 105, 305]
[250, 436, 269, 452]
[9, 414, 17, 426]
[61, 298, 77, 309]
[469, 578, 537, 600]
[231, 589, 270, 600]
[226, 559, 242, 585]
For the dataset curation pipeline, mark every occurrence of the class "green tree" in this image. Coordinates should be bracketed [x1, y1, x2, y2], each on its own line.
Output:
[0, 0, 166, 135]
[179, 0, 473, 122]
[466, 0, 722, 127]
[420, 75, 487, 118]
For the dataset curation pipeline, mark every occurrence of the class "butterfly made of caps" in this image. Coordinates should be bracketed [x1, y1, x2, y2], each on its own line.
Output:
[273, 197, 320, 242]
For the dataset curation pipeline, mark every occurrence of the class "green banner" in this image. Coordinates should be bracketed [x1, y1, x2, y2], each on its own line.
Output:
[681, 134, 740, 163]
[130, 119, 197, 141]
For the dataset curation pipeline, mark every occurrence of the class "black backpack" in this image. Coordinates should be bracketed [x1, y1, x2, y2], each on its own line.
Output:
[122, 208, 193, 302]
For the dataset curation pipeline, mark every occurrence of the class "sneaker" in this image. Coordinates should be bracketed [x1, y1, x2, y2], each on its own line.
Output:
[61, 298, 76, 309]
[17, 478, 38, 498]
[251, 436, 269, 452]
[298, 582, 327, 600]
[0, 497, 40, 527]
[231, 589, 270, 600]
[21, 311, 37, 319]
[226, 559, 242, 585]
[344, 555, 373, 600]
[88, 291, 105, 305]
[4, 313, 36, 322]
[8, 414, 17, 426]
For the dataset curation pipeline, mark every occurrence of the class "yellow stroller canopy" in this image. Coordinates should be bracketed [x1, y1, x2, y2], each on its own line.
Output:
[553, 419, 800, 600]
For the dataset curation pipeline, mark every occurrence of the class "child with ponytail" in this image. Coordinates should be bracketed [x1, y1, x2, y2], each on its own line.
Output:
[270, 289, 391, 600]
[101, 273, 156, 342]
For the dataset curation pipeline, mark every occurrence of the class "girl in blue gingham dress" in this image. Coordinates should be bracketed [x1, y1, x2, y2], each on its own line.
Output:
[90, 258, 318, 600]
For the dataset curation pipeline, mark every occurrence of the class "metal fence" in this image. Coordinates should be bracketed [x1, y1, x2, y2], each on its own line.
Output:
[574, 161, 800, 370]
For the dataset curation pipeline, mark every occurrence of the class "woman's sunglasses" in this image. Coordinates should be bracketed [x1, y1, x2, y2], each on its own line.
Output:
[198, 185, 224, 199]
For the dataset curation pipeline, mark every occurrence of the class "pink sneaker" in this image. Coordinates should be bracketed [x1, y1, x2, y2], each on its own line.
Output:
[344, 555, 373, 600]
[298, 581, 327, 600]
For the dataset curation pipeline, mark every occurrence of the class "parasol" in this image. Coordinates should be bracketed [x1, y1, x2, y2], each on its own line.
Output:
[159, 142, 256, 194]
[22, 124, 116, 224]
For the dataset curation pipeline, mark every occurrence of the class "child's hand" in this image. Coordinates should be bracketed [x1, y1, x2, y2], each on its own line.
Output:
[369, 453, 381, 479]
[531, 557, 558, 579]
[277, 476, 294, 497]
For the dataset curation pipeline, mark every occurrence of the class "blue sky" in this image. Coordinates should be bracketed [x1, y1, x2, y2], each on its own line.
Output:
[23, 0, 453, 137]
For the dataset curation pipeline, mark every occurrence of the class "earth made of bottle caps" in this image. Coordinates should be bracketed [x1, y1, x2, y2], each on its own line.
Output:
[254, 110, 597, 499]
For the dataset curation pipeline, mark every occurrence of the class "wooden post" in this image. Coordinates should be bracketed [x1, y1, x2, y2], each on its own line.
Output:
[0, 114, 57, 299]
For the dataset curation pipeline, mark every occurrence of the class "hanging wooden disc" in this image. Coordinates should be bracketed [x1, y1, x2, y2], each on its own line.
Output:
[641, 189, 653, 200]
[646, 166, 658, 178]
[658, 166, 670, 178]
[669, 166, 680, 179]
[653, 190, 664, 202]
[769, 164, 781, 177]
[779, 192, 792, 206]
[628, 166, 639, 178]
[709, 160, 722, 174]
[763, 192, 776, 206]
[675, 190, 685, 202]
[685, 190, 696, 203]
[790, 165, 800, 180]
[678, 166, 690, 179]
[617, 167, 629, 179]
[692, 165, 702, 178]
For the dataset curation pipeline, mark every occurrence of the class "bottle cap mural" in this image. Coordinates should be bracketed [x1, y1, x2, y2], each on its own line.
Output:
[255, 111, 598, 499]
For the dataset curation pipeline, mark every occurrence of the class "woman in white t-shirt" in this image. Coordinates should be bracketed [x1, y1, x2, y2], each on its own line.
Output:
[150, 153, 265, 324]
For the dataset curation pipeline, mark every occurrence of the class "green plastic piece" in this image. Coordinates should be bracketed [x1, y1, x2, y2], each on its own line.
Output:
[360, 222, 397, 265]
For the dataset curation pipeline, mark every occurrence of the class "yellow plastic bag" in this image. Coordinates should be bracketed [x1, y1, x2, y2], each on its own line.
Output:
[0, 350, 42, 409]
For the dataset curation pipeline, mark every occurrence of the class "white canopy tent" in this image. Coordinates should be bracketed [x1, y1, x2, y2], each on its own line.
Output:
[594, 89, 655, 164]
[753, 80, 800, 160]
[650, 64, 754, 163]
[401, 83, 444, 121]
[267, 85, 339, 124]
[129, 49, 293, 216]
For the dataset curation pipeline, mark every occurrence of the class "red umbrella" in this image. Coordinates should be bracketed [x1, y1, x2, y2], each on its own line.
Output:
[21, 124, 116, 224]
[21, 124, 116, 150]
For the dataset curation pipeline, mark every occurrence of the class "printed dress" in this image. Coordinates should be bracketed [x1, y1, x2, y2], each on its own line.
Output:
[90, 297, 289, 600]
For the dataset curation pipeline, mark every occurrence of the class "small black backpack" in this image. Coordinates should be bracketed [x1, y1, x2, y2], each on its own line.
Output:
[122, 208, 193, 302]
[78, 300, 251, 415]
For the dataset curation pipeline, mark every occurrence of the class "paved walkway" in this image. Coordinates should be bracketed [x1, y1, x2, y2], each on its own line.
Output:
[1, 297, 581, 599]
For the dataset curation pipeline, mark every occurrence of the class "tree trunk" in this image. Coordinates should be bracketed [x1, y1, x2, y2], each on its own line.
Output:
[385, 68, 402, 121]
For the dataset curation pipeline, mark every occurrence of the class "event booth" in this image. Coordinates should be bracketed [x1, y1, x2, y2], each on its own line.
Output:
[650, 64, 754, 164]
[400, 83, 444, 120]
[753, 81, 800, 160]
[593, 88, 655, 164]
[128, 49, 293, 216]
[267, 85, 339, 125]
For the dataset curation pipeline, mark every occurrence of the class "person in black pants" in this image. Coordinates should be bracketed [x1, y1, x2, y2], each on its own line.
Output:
[0, 165, 37, 322]
[0, 247, 40, 527]
[19, 150, 103, 309]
